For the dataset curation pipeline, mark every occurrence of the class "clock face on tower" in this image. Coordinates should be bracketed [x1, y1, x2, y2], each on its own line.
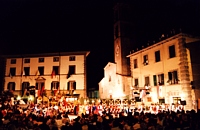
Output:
[116, 44, 119, 56]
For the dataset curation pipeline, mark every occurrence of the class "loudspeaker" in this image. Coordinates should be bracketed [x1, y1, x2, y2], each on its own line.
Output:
[135, 97, 141, 102]
[181, 100, 186, 105]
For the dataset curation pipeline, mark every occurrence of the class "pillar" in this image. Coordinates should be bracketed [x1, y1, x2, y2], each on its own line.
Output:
[178, 37, 193, 110]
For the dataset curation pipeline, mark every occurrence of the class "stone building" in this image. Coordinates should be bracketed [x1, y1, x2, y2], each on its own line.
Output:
[127, 33, 200, 110]
[2, 51, 90, 100]
[99, 3, 136, 99]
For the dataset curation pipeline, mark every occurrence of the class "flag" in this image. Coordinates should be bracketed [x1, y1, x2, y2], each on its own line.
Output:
[41, 86, 44, 96]
[51, 70, 55, 78]
[9, 72, 12, 78]
[54, 89, 57, 96]
[54, 86, 59, 95]
[38, 90, 40, 97]
[140, 90, 146, 99]
[67, 69, 73, 79]
[157, 85, 162, 97]
[22, 70, 25, 76]
[23, 88, 27, 97]
[36, 70, 40, 76]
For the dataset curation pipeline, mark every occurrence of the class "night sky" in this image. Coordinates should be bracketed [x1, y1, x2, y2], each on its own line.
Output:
[0, 0, 200, 89]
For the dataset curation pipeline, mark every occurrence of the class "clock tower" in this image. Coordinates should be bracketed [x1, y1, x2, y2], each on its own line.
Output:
[113, 2, 135, 76]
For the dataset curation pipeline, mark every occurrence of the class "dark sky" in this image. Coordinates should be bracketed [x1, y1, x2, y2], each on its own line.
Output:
[0, 0, 200, 89]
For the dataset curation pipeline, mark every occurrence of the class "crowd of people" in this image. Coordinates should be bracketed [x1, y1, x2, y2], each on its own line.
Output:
[0, 93, 200, 130]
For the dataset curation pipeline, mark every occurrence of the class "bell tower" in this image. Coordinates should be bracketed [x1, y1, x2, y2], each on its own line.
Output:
[113, 2, 135, 76]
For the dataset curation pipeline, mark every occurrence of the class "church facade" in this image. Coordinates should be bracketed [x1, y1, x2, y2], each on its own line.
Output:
[99, 3, 135, 99]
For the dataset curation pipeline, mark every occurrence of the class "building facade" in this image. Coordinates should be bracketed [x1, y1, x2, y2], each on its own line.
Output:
[127, 33, 200, 110]
[3, 51, 90, 99]
[99, 3, 136, 99]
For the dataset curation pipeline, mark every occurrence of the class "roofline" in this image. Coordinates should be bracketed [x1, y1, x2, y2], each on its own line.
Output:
[1, 51, 90, 58]
[127, 33, 200, 57]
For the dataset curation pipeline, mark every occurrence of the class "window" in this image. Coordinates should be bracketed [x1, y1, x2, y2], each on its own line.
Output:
[38, 58, 44, 63]
[38, 66, 44, 75]
[135, 97, 141, 102]
[68, 65, 75, 74]
[168, 70, 179, 84]
[147, 97, 152, 102]
[134, 78, 138, 87]
[9, 68, 16, 76]
[134, 59, 138, 68]
[173, 97, 181, 105]
[109, 75, 111, 82]
[24, 58, 30, 63]
[7, 82, 15, 91]
[143, 55, 148, 65]
[169, 45, 176, 58]
[53, 57, 59, 62]
[153, 74, 164, 86]
[144, 76, 150, 86]
[36, 82, 45, 90]
[155, 50, 161, 62]
[123, 84, 125, 92]
[69, 56, 76, 61]
[10, 59, 16, 64]
[22, 82, 29, 90]
[153, 75, 157, 86]
[67, 81, 76, 95]
[51, 81, 59, 90]
[67, 81, 76, 90]
[158, 74, 164, 85]
[53, 66, 59, 75]
[24, 67, 30, 76]
[67, 65, 75, 78]
[22, 82, 30, 96]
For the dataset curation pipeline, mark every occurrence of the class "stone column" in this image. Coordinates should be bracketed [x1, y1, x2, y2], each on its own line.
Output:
[178, 37, 193, 110]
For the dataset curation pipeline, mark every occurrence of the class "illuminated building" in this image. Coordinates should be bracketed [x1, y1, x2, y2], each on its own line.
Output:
[2, 51, 90, 99]
[99, 1, 200, 111]
[99, 3, 135, 99]
[127, 33, 200, 110]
